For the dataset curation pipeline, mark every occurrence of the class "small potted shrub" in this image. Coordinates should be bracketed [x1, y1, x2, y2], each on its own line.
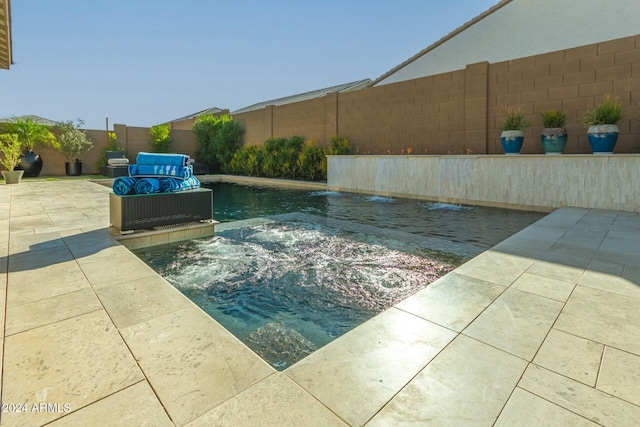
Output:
[55, 119, 94, 176]
[540, 109, 568, 155]
[0, 133, 25, 184]
[500, 106, 530, 155]
[582, 95, 624, 154]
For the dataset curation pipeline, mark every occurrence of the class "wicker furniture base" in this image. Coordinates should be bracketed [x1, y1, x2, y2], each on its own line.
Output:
[110, 189, 213, 232]
[101, 165, 130, 178]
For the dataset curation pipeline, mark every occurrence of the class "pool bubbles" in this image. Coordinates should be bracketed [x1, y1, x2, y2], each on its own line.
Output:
[137, 219, 458, 370]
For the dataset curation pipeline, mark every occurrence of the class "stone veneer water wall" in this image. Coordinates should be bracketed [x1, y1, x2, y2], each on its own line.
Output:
[327, 155, 640, 213]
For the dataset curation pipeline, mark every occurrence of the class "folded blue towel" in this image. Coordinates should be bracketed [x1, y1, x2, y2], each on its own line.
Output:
[112, 177, 137, 196]
[135, 178, 162, 194]
[128, 164, 193, 180]
[159, 176, 201, 192]
[136, 152, 190, 167]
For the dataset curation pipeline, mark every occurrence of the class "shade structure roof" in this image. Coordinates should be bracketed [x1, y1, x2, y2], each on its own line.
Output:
[0, 0, 12, 69]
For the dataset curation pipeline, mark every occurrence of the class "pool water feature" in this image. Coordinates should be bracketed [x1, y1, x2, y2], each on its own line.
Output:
[134, 183, 546, 370]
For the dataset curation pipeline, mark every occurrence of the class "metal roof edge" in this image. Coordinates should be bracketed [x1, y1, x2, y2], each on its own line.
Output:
[369, 0, 513, 86]
[231, 78, 371, 114]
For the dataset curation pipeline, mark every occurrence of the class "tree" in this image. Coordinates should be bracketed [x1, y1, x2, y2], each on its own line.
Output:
[55, 119, 94, 161]
[149, 124, 173, 153]
[192, 114, 243, 172]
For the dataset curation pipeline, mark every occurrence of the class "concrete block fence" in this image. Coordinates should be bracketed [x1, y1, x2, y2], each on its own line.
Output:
[234, 35, 640, 156]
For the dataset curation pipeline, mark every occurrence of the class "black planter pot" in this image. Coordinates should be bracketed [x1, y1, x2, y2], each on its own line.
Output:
[65, 161, 83, 176]
[16, 150, 43, 177]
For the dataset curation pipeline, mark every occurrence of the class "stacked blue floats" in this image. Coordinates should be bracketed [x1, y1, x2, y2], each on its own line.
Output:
[112, 152, 201, 196]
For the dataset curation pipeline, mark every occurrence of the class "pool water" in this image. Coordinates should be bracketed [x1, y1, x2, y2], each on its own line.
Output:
[205, 182, 546, 249]
[134, 183, 546, 370]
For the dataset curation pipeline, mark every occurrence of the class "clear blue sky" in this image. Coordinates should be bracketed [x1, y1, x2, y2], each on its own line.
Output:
[1, 0, 498, 130]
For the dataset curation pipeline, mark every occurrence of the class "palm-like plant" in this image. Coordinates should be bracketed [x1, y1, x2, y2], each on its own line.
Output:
[4, 117, 58, 152]
[0, 133, 23, 171]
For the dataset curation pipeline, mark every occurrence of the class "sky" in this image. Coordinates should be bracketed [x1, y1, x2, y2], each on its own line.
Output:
[1, 0, 498, 130]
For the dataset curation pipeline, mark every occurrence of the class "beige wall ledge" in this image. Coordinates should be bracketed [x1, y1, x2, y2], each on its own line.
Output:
[327, 154, 640, 213]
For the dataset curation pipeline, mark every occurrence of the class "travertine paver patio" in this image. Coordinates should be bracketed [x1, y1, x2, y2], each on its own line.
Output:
[0, 179, 639, 426]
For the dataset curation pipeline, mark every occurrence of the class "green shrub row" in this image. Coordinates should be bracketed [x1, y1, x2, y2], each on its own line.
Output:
[191, 114, 351, 180]
[227, 135, 351, 181]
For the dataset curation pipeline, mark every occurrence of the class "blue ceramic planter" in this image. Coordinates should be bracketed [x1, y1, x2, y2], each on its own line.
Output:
[501, 131, 524, 155]
[541, 131, 567, 155]
[587, 125, 618, 154]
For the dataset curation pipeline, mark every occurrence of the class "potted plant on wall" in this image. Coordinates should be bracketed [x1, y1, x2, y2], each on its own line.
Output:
[540, 109, 568, 155]
[3, 117, 58, 177]
[500, 106, 530, 155]
[55, 119, 94, 176]
[0, 133, 25, 184]
[582, 95, 624, 154]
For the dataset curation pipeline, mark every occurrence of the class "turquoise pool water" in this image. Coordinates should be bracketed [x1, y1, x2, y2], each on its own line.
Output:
[134, 183, 546, 369]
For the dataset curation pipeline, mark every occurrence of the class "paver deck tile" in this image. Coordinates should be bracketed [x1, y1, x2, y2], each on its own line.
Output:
[495, 388, 600, 427]
[287, 307, 456, 427]
[367, 335, 527, 426]
[1, 311, 144, 426]
[533, 329, 604, 386]
[519, 364, 640, 426]
[121, 307, 274, 426]
[46, 381, 173, 427]
[186, 373, 348, 427]
[554, 286, 640, 355]
[5, 288, 102, 336]
[596, 347, 640, 406]
[1, 181, 640, 426]
[462, 288, 564, 361]
[510, 271, 576, 302]
[396, 271, 506, 331]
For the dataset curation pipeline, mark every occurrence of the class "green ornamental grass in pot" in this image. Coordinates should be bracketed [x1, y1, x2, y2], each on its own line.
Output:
[540, 109, 568, 155]
[582, 95, 624, 154]
[500, 106, 530, 155]
[0, 133, 26, 184]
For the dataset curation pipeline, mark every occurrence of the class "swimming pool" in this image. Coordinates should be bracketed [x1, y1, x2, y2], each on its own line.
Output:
[204, 182, 546, 249]
[134, 183, 546, 369]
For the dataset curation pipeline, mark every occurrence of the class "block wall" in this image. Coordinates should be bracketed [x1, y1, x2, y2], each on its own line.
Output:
[234, 35, 640, 155]
[273, 96, 329, 144]
[339, 70, 467, 154]
[113, 124, 198, 163]
[487, 35, 640, 154]
[37, 129, 108, 176]
[234, 108, 270, 146]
